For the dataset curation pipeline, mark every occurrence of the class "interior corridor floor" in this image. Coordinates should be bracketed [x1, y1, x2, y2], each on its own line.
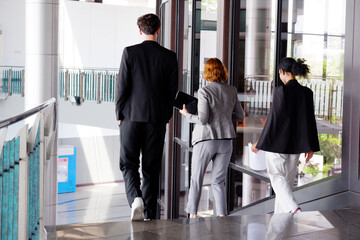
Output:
[51, 183, 360, 239]
[56, 183, 130, 225]
[57, 175, 214, 225]
[48, 209, 360, 239]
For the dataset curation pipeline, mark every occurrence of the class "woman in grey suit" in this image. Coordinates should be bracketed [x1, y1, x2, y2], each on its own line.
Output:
[179, 58, 244, 218]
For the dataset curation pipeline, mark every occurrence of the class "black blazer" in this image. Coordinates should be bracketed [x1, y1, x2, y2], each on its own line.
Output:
[115, 41, 178, 123]
[256, 79, 320, 154]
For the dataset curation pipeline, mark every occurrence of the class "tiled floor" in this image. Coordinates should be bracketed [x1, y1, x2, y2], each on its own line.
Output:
[57, 174, 214, 225]
[48, 209, 360, 239]
[57, 183, 130, 225]
[52, 183, 360, 239]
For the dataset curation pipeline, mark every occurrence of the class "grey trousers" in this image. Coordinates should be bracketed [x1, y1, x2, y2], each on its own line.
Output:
[186, 139, 232, 216]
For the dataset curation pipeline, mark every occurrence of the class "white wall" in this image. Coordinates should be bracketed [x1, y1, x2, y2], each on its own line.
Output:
[57, 1, 155, 184]
[59, 136, 122, 185]
[59, 0, 153, 69]
[0, 24, 3, 65]
[1, 0, 156, 184]
[59, 98, 118, 129]
[0, 0, 25, 67]
[0, 95, 25, 119]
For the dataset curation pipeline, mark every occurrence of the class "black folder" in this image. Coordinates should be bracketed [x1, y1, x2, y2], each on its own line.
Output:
[174, 91, 198, 114]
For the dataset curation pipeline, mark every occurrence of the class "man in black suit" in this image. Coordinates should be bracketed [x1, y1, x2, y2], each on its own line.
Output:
[115, 13, 178, 220]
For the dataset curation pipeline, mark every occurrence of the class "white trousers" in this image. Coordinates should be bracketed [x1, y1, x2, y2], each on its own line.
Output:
[266, 152, 300, 213]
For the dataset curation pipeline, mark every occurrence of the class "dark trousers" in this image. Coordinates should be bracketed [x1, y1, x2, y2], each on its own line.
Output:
[119, 119, 166, 219]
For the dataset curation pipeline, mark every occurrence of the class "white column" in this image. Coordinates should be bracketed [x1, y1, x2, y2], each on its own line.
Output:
[245, 0, 272, 77]
[25, 0, 59, 226]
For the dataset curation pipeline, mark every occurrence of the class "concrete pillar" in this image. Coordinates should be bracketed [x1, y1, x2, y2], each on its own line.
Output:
[25, 0, 59, 226]
[245, 0, 272, 77]
[216, 0, 230, 67]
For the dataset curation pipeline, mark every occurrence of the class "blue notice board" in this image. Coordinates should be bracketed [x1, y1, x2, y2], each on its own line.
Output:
[58, 146, 77, 194]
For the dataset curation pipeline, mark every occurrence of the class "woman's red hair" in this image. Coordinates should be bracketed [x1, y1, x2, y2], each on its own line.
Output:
[203, 58, 228, 83]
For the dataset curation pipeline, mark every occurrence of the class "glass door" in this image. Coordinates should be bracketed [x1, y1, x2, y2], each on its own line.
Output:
[172, 0, 199, 219]
[229, 0, 346, 213]
[229, 0, 277, 211]
[173, 0, 230, 218]
[279, 0, 345, 186]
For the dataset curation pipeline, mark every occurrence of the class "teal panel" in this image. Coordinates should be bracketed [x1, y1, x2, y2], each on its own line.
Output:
[2, 70, 8, 93]
[13, 137, 20, 240]
[2, 141, 9, 240]
[27, 130, 41, 240]
[59, 71, 63, 98]
[0, 146, 3, 237]
[8, 140, 14, 240]
[84, 73, 88, 100]
[34, 146, 40, 240]
[13, 164, 19, 240]
[93, 73, 95, 101]
[27, 153, 32, 239]
[0, 176, 2, 238]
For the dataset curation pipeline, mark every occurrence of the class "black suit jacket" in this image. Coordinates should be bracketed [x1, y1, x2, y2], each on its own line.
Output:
[115, 41, 178, 123]
[256, 79, 320, 154]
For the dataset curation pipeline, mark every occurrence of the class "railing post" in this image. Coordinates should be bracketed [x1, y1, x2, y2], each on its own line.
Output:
[17, 125, 28, 240]
[97, 72, 101, 104]
[115, 73, 118, 103]
[8, 68, 12, 96]
[80, 71, 84, 102]
[64, 70, 69, 101]
[21, 70, 25, 97]
[105, 71, 109, 102]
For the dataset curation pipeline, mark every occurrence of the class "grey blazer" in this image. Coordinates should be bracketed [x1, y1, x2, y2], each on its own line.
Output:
[185, 82, 244, 145]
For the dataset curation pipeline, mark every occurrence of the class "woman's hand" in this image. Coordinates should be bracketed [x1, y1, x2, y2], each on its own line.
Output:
[251, 141, 259, 153]
[179, 104, 189, 116]
[304, 151, 314, 163]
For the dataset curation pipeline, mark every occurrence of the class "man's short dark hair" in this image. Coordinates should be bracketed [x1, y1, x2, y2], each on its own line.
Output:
[137, 14, 161, 35]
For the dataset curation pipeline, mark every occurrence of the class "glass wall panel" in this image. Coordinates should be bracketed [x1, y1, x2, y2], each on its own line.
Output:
[174, 0, 194, 219]
[232, 0, 277, 210]
[281, 0, 345, 186]
[231, 0, 346, 212]
[176, 0, 229, 218]
[191, 0, 219, 218]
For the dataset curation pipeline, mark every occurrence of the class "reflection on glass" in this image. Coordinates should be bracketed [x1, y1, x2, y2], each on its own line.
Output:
[233, 0, 346, 211]
[234, 0, 276, 209]
[175, 0, 194, 219]
[190, 0, 219, 218]
[180, 0, 227, 218]
[102, 0, 156, 8]
[284, 0, 345, 186]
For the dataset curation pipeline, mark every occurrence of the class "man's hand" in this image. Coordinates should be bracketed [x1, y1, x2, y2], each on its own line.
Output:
[251, 141, 259, 153]
[118, 120, 122, 126]
[304, 151, 313, 163]
[179, 104, 189, 116]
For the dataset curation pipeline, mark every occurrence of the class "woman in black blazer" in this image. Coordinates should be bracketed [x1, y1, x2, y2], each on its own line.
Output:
[252, 57, 320, 213]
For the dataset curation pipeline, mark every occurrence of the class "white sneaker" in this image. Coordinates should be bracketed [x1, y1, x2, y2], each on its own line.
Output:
[131, 197, 144, 221]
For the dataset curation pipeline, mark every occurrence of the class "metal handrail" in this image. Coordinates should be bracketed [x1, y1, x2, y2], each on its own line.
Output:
[0, 98, 56, 129]
[59, 67, 119, 72]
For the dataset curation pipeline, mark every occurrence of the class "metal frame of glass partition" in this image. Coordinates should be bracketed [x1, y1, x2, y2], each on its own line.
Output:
[227, 0, 353, 215]
[171, 0, 202, 219]
[344, 0, 360, 198]
[166, 0, 360, 219]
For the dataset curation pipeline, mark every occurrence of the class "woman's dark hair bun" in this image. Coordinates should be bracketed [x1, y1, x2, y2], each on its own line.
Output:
[279, 57, 310, 78]
[292, 58, 310, 78]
